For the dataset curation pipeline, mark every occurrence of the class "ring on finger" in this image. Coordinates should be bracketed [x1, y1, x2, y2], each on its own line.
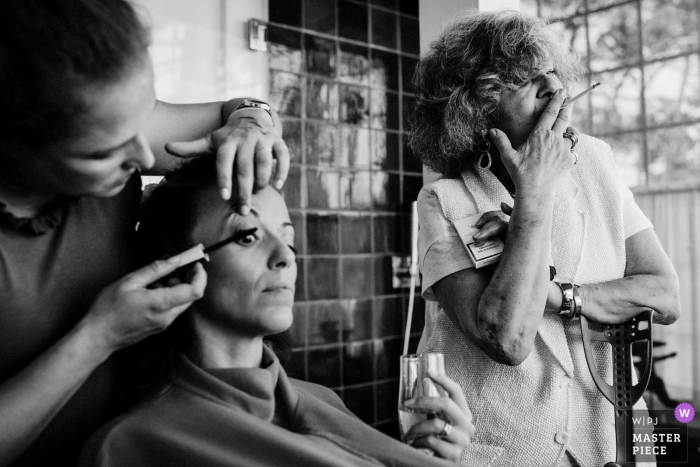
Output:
[438, 419, 452, 439]
[571, 150, 579, 165]
[563, 128, 579, 149]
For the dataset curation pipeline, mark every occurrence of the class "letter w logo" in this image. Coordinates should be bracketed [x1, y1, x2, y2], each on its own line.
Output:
[680, 409, 691, 417]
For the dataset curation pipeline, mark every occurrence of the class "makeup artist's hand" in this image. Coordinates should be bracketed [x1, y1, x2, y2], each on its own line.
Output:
[165, 105, 290, 215]
[472, 203, 513, 246]
[402, 373, 475, 463]
[81, 257, 207, 352]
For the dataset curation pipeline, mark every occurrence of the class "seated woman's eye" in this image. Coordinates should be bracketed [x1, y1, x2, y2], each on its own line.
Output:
[233, 228, 258, 246]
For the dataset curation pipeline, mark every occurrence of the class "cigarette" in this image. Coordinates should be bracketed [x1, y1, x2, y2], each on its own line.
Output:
[566, 82, 600, 104]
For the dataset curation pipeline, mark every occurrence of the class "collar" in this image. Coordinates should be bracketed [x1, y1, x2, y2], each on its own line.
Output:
[0, 196, 76, 235]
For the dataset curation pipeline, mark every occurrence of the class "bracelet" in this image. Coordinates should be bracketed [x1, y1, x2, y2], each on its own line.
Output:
[558, 282, 575, 318]
[572, 284, 582, 318]
[232, 99, 274, 126]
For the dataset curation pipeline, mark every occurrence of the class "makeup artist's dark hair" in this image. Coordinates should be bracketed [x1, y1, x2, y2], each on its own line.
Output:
[121, 157, 291, 407]
[0, 0, 150, 149]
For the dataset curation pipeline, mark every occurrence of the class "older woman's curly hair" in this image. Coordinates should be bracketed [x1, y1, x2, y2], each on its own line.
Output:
[408, 10, 584, 176]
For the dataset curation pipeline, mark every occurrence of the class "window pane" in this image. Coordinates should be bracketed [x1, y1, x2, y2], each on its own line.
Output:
[538, 0, 585, 19]
[647, 125, 700, 187]
[549, 16, 588, 67]
[587, 4, 641, 72]
[641, 0, 698, 61]
[645, 55, 700, 127]
[591, 68, 642, 134]
[605, 131, 646, 188]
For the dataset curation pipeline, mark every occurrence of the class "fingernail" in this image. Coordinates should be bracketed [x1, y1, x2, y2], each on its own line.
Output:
[274, 179, 284, 190]
[167, 255, 181, 264]
[472, 233, 482, 240]
[220, 188, 230, 200]
[239, 205, 251, 216]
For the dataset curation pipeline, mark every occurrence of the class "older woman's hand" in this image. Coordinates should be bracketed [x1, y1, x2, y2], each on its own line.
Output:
[402, 373, 475, 463]
[490, 88, 576, 198]
[472, 203, 513, 246]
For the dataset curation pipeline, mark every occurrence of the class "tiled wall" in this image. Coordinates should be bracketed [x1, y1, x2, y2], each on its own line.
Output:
[267, 0, 423, 437]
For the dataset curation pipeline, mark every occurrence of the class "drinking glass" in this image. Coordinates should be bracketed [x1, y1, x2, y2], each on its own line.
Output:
[398, 353, 447, 453]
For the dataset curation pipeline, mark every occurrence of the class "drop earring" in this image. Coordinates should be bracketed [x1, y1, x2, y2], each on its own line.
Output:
[477, 129, 492, 170]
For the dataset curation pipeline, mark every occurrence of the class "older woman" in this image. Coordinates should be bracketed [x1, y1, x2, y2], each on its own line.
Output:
[79, 157, 475, 466]
[408, 11, 679, 467]
[0, 1, 289, 465]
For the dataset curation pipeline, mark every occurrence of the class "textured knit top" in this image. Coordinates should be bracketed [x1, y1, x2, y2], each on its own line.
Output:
[416, 135, 653, 467]
[80, 346, 456, 467]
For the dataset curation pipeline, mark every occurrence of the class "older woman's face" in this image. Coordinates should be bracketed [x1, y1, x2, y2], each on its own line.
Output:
[190, 185, 297, 338]
[496, 64, 563, 150]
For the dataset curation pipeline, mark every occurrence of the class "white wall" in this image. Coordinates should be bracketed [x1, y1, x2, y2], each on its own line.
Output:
[133, 0, 269, 104]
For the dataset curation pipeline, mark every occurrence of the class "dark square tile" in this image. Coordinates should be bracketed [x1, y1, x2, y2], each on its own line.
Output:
[373, 296, 403, 338]
[339, 1, 368, 43]
[285, 349, 306, 380]
[403, 174, 423, 204]
[370, 0, 396, 8]
[402, 136, 422, 174]
[308, 347, 341, 387]
[375, 379, 400, 421]
[270, 0, 302, 27]
[339, 85, 370, 126]
[374, 420, 401, 441]
[341, 298, 373, 341]
[406, 294, 425, 335]
[305, 122, 337, 167]
[304, 0, 336, 35]
[268, 25, 303, 73]
[304, 34, 337, 77]
[306, 257, 339, 300]
[399, 213, 411, 252]
[370, 50, 399, 90]
[340, 214, 371, 253]
[371, 171, 401, 211]
[400, 16, 419, 54]
[282, 165, 302, 209]
[339, 42, 370, 85]
[371, 8, 397, 49]
[281, 119, 302, 163]
[401, 95, 416, 132]
[269, 71, 302, 117]
[340, 170, 372, 210]
[373, 215, 400, 253]
[343, 343, 374, 386]
[307, 213, 339, 254]
[370, 90, 399, 130]
[306, 79, 338, 121]
[401, 56, 418, 93]
[306, 168, 339, 209]
[288, 303, 307, 347]
[373, 254, 395, 295]
[399, 0, 418, 17]
[372, 130, 399, 170]
[339, 126, 371, 167]
[294, 256, 306, 301]
[343, 384, 375, 423]
[340, 257, 373, 298]
[308, 301, 344, 345]
[374, 337, 403, 379]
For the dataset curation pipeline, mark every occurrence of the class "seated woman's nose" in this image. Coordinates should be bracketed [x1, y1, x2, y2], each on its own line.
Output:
[537, 74, 562, 100]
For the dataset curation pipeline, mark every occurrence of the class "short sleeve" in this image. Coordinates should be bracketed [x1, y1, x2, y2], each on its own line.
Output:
[621, 183, 653, 239]
[418, 187, 474, 301]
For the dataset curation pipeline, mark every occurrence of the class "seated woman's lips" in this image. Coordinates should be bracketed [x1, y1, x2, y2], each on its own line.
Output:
[263, 283, 293, 292]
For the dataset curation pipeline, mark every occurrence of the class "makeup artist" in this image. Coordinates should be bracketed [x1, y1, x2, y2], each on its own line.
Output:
[408, 11, 680, 467]
[0, 1, 288, 466]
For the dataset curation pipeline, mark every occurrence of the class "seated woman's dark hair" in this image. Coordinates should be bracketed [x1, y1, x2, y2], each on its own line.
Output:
[120, 158, 291, 406]
[0, 0, 150, 149]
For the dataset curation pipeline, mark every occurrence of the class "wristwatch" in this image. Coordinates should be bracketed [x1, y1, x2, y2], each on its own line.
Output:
[233, 99, 274, 126]
[555, 282, 580, 319]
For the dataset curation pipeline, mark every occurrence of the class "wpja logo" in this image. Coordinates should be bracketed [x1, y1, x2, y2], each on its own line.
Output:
[627, 404, 694, 463]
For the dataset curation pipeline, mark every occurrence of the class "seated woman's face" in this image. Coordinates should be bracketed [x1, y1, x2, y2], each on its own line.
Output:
[188, 184, 297, 338]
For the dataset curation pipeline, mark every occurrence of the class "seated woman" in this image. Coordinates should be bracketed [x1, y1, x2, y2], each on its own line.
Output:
[79, 157, 475, 467]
